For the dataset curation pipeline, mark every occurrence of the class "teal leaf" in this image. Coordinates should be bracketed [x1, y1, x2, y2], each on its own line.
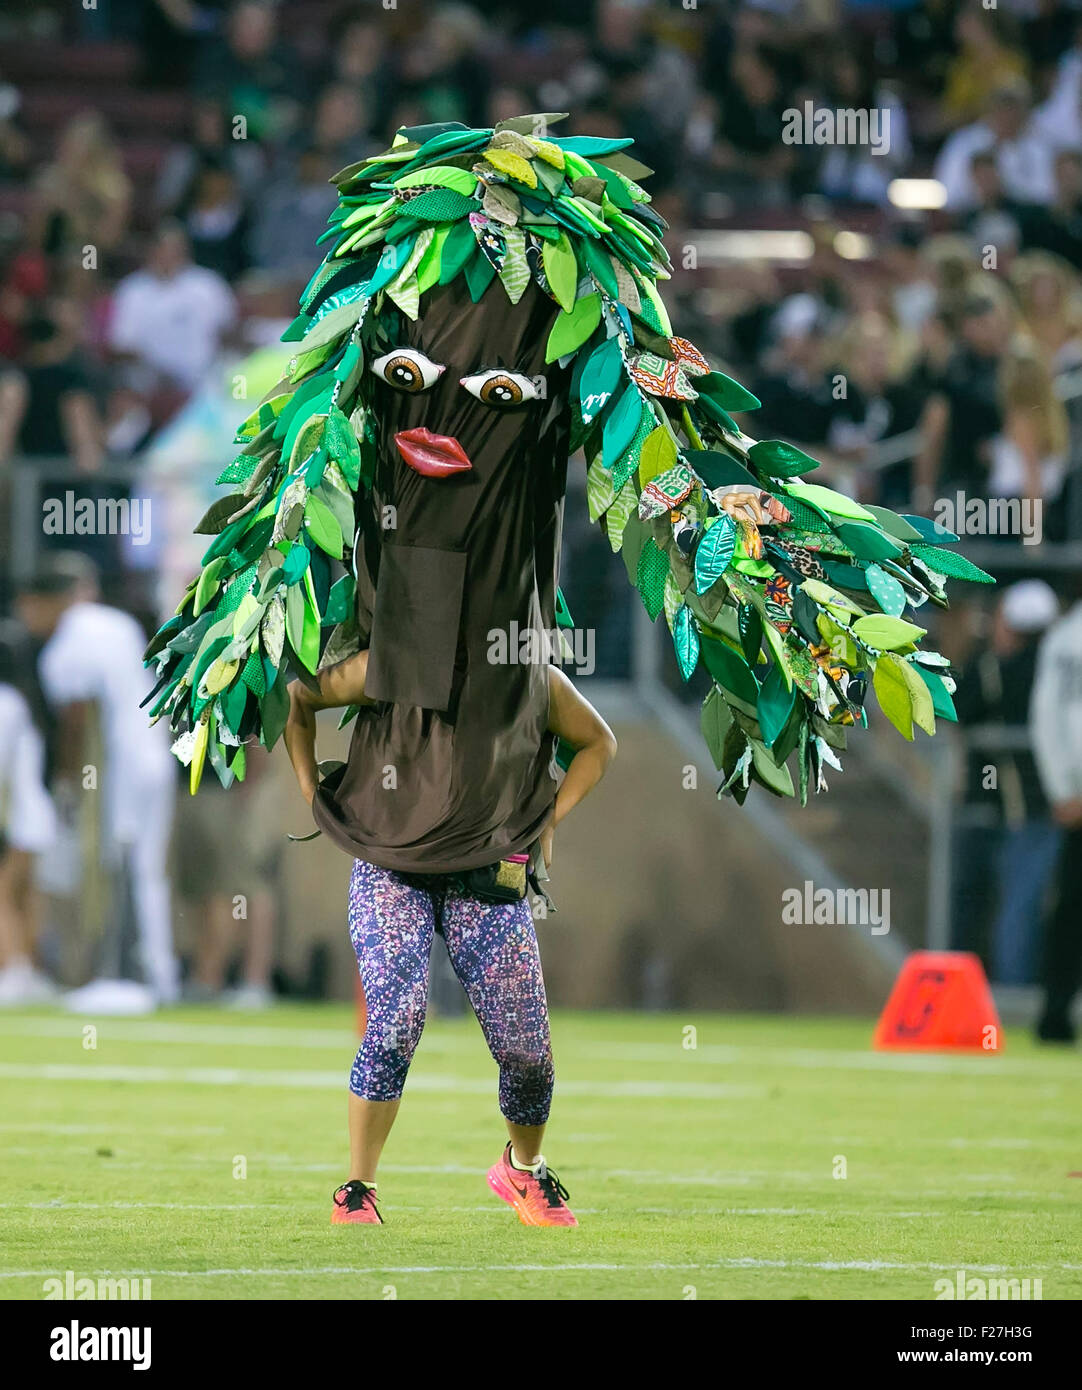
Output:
[694, 514, 736, 594]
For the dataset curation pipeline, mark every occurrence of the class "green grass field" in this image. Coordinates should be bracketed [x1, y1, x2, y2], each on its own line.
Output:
[0, 1006, 1079, 1300]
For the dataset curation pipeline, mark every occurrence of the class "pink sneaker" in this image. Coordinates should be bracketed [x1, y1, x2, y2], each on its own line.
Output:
[331, 1180, 383, 1225]
[486, 1143, 579, 1227]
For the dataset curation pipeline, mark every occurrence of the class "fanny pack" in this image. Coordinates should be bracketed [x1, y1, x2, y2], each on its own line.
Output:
[459, 852, 530, 903]
[457, 844, 556, 914]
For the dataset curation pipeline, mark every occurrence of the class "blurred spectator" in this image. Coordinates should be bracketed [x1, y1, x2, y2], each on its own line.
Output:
[27, 112, 131, 265]
[915, 283, 1015, 507]
[1029, 580, 1082, 1042]
[884, 222, 938, 334]
[952, 580, 1061, 984]
[4, 301, 104, 473]
[108, 223, 236, 396]
[934, 80, 1057, 211]
[15, 553, 178, 1012]
[250, 145, 337, 284]
[827, 310, 923, 504]
[814, 47, 912, 206]
[177, 749, 277, 1008]
[1023, 150, 1082, 270]
[0, 625, 57, 1005]
[1034, 17, 1082, 152]
[708, 45, 796, 205]
[941, 5, 1028, 129]
[961, 150, 1028, 263]
[0, 80, 30, 184]
[195, 0, 303, 144]
[155, 96, 266, 216]
[182, 161, 251, 282]
[1009, 250, 1082, 374]
[390, 3, 491, 130]
[303, 81, 375, 170]
[988, 337, 1070, 506]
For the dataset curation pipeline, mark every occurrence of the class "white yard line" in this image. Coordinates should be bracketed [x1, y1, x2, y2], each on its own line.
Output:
[0, 1258, 1078, 1278]
[0, 1016, 1075, 1077]
[0, 1062, 761, 1100]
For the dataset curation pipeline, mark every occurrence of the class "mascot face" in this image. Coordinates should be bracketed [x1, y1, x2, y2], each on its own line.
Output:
[364, 277, 569, 544]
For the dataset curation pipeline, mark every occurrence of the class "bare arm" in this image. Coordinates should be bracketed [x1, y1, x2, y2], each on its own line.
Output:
[284, 650, 373, 807]
[542, 666, 617, 864]
[913, 393, 948, 509]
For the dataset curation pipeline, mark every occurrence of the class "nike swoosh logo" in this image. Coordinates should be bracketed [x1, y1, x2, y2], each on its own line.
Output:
[511, 1179, 529, 1198]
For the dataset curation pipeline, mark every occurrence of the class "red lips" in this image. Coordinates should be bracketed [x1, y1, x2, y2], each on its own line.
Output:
[394, 427, 472, 478]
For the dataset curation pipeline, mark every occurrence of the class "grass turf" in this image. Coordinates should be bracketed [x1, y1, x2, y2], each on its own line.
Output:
[0, 1006, 1079, 1300]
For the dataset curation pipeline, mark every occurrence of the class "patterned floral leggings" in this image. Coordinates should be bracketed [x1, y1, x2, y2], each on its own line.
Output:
[346, 857, 554, 1125]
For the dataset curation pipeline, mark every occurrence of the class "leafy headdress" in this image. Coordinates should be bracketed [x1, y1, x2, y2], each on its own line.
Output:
[144, 113, 992, 803]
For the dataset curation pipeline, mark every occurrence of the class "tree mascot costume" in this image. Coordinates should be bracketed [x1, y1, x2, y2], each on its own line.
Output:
[145, 114, 993, 859]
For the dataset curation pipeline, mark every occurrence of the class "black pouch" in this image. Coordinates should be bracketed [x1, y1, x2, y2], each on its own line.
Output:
[458, 856, 529, 903]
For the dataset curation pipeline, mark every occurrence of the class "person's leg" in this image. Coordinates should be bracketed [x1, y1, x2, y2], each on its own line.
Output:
[240, 889, 275, 991]
[441, 889, 554, 1156]
[992, 821, 1063, 984]
[345, 859, 436, 1184]
[441, 888, 576, 1225]
[192, 893, 234, 992]
[129, 777, 179, 1003]
[0, 850, 30, 968]
[1038, 826, 1082, 1037]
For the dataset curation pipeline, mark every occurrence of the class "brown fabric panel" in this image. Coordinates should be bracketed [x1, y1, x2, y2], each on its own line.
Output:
[364, 543, 467, 711]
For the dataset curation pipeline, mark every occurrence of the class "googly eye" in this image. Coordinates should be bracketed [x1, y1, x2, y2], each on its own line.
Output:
[460, 370, 541, 408]
[371, 348, 445, 393]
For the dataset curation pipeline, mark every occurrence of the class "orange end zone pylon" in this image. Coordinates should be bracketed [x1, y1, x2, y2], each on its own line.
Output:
[873, 950, 1003, 1052]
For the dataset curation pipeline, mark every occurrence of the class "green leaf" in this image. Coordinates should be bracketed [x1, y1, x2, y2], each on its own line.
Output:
[747, 439, 819, 478]
[852, 614, 927, 651]
[910, 544, 995, 584]
[694, 515, 736, 594]
[695, 370, 761, 413]
[541, 231, 579, 312]
[438, 218, 479, 285]
[914, 664, 958, 722]
[750, 738, 795, 797]
[872, 652, 914, 740]
[834, 520, 905, 564]
[673, 604, 700, 680]
[281, 542, 311, 586]
[757, 663, 798, 749]
[701, 635, 759, 711]
[638, 425, 677, 484]
[304, 493, 344, 558]
[785, 481, 878, 522]
[579, 338, 623, 425]
[873, 652, 936, 739]
[545, 292, 601, 363]
[601, 384, 642, 467]
[464, 248, 496, 302]
[700, 686, 733, 769]
[324, 574, 356, 627]
[865, 562, 907, 617]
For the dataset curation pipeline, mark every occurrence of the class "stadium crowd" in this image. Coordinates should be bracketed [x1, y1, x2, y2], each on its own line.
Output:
[0, 0, 1080, 1027]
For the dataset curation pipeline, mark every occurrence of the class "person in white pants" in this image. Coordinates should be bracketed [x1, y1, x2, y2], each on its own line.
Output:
[0, 633, 58, 1004]
[16, 554, 179, 1010]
